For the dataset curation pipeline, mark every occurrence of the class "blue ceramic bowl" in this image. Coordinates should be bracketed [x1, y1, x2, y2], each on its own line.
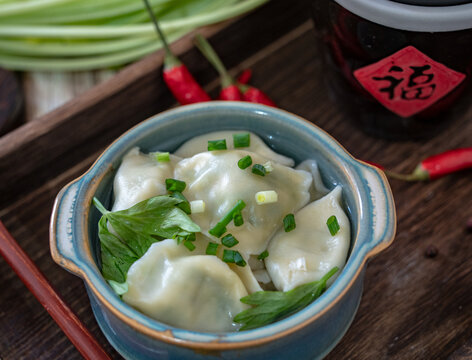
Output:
[50, 102, 396, 360]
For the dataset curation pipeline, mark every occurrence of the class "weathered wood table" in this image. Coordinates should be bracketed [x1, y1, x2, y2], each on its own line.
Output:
[0, 1, 471, 359]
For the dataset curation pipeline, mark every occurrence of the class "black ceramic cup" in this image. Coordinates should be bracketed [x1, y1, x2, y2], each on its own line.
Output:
[311, 0, 472, 140]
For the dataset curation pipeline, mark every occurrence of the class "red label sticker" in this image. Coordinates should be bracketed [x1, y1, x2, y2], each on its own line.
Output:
[353, 46, 466, 118]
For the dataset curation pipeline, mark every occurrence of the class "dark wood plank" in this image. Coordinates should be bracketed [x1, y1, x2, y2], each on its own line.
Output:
[1, 1, 471, 359]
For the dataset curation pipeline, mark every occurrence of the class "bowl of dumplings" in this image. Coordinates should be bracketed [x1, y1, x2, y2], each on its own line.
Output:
[50, 101, 396, 360]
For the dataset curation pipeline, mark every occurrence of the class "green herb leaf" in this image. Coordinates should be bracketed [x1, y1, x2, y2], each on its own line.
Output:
[257, 250, 269, 260]
[165, 178, 186, 192]
[283, 214, 296, 232]
[233, 133, 250, 148]
[206, 242, 219, 255]
[183, 240, 196, 251]
[208, 139, 227, 151]
[98, 216, 139, 283]
[234, 267, 338, 331]
[238, 155, 252, 169]
[94, 196, 200, 282]
[169, 191, 191, 214]
[252, 164, 266, 176]
[326, 215, 340, 236]
[108, 280, 128, 296]
[221, 234, 239, 248]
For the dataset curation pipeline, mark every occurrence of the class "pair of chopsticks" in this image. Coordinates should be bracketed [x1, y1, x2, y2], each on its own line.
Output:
[0, 220, 111, 360]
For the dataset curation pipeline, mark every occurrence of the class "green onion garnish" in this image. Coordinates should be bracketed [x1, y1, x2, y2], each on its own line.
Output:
[234, 251, 247, 267]
[221, 234, 239, 248]
[169, 191, 191, 214]
[257, 250, 269, 260]
[209, 200, 246, 238]
[174, 231, 195, 245]
[183, 240, 196, 251]
[223, 249, 235, 263]
[165, 178, 186, 192]
[233, 133, 250, 148]
[238, 155, 253, 169]
[208, 139, 227, 151]
[233, 212, 244, 227]
[252, 164, 266, 176]
[222, 250, 246, 267]
[327, 215, 340, 236]
[155, 152, 170, 162]
[283, 214, 296, 232]
[206, 242, 219, 255]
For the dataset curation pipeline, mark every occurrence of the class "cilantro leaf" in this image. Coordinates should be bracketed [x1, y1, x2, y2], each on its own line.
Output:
[233, 267, 338, 331]
[94, 195, 201, 283]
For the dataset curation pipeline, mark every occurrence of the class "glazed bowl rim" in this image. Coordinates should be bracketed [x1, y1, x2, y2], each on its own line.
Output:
[50, 101, 396, 350]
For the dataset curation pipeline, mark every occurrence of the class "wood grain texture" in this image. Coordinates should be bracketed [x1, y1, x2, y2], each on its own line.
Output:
[0, 0, 471, 359]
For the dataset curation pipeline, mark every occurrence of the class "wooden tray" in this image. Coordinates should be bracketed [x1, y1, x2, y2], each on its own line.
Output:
[1, 1, 471, 358]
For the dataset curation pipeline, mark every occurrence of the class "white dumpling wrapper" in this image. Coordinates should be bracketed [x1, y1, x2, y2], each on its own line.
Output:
[123, 239, 249, 332]
[265, 186, 350, 292]
[174, 150, 312, 255]
[174, 131, 295, 167]
[112, 147, 180, 211]
[296, 159, 329, 201]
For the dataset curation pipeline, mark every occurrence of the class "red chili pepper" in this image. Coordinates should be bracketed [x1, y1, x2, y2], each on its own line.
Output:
[412, 147, 472, 180]
[365, 147, 472, 181]
[218, 84, 242, 101]
[237, 69, 252, 84]
[238, 83, 277, 107]
[195, 34, 276, 106]
[144, 1, 210, 105]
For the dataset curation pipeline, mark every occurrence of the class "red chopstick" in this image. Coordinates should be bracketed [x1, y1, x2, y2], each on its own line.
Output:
[0, 220, 111, 360]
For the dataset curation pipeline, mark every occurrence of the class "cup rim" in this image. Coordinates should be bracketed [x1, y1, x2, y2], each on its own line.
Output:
[50, 101, 396, 350]
[334, 0, 472, 32]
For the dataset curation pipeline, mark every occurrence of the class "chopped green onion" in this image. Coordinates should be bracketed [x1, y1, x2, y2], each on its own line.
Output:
[238, 155, 253, 169]
[252, 164, 266, 176]
[155, 152, 170, 162]
[208, 139, 227, 151]
[327, 215, 340, 236]
[234, 251, 247, 267]
[206, 242, 219, 255]
[257, 250, 269, 260]
[166, 178, 186, 192]
[263, 161, 274, 173]
[233, 133, 250, 148]
[108, 280, 128, 296]
[183, 240, 196, 251]
[221, 234, 239, 248]
[283, 214, 296, 232]
[223, 249, 235, 263]
[233, 212, 244, 226]
[255, 190, 278, 205]
[222, 249, 246, 266]
[169, 191, 191, 214]
[209, 200, 246, 238]
[190, 200, 205, 214]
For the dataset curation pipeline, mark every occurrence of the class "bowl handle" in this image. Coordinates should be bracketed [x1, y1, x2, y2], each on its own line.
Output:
[359, 163, 397, 257]
[49, 179, 85, 278]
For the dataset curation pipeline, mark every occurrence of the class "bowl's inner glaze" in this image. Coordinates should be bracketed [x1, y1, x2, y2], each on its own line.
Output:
[87, 105, 359, 299]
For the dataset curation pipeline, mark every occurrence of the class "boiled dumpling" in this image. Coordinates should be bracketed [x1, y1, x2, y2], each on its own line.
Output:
[123, 239, 249, 332]
[174, 131, 295, 167]
[174, 150, 312, 255]
[295, 159, 329, 201]
[112, 147, 180, 211]
[265, 186, 350, 292]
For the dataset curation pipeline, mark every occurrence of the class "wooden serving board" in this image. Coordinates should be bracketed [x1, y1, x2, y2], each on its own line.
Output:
[0, 1, 471, 359]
